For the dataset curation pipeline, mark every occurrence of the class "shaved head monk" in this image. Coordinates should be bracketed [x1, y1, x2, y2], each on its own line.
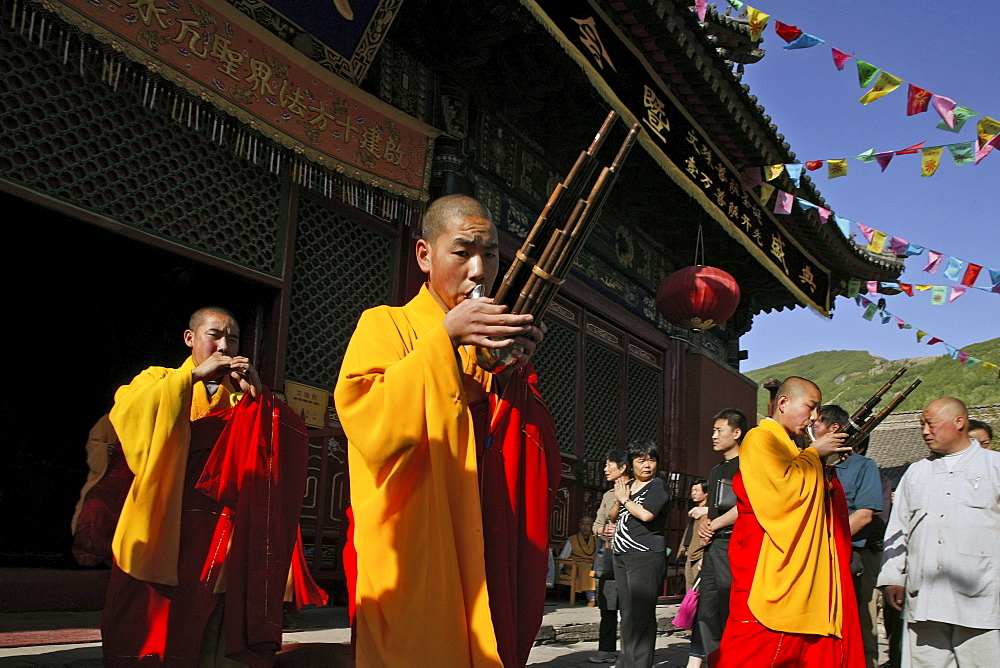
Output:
[335, 194, 561, 667]
[713, 376, 865, 667]
[101, 307, 318, 665]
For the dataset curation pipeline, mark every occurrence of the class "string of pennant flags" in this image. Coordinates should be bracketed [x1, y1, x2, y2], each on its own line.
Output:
[757, 137, 992, 180]
[852, 295, 1000, 377]
[740, 167, 1000, 293]
[712, 0, 1000, 154]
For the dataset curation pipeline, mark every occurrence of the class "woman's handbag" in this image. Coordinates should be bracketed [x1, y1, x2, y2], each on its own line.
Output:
[671, 577, 700, 629]
[592, 538, 614, 579]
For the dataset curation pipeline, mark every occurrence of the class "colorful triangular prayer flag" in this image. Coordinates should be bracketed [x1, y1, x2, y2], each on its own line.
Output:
[856, 223, 875, 243]
[785, 33, 824, 49]
[905, 243, 925, 257]
[889, 237, 909, 256]
[818, 207, 832, 223]
[958, 351, 970, 364]
[742, 167, 763, 189]
[944, 256, 964, 281]
[834, 215, 850, 237]
[916, 330, 926, 343]
[862, 303, 877, 320]
[758, 182, 775, 204]
[961, 263, 982, 287]
[880, 313, 892, 325]
[785, 163, 804, 187]
[764, 164, 784, 181]
[927, 336, 943, 345]
[827, 159, 848, 178]
[899, 283, 914, 296]
[860, 71, 903, 104]
[805, 160, 823, 171]
[695, 0, 708, 21]
[906, 84, 932, 115]
[868, 230, 888, 253]
[866, 280, 879, 295]
[931, 94, 957, 129]
[797, 197, 818, 211]
[989, 268, 1000, 288]
[853, 148, 876, 162]
[774, 190, 794, 215]
[976, 116, 1000, 149]
[894, 317, 906, 328]
[949, 286, 966, 303]
[856, 59, 880, 87]
[747, 8, 770, 41]
[774, 20, 802, 43]
[896, 142, 925, 155]
[975, 132, 999, 164]
[921, 146, 944, 177]
[875, 151, 894, 171]
[831, 47, 852, 71]
[948, 142, 975, 165]
[937, 106, 977, 133]
[944, 344, 958, 359]
[924, 251, 944, 273]
[914, 285, 932, 291]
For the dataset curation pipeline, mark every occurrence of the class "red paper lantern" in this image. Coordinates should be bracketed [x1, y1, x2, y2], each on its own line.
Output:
[656, 265, 741, 331]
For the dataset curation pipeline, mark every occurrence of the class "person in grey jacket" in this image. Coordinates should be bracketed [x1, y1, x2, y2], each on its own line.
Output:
[877, 397, 1000, 667]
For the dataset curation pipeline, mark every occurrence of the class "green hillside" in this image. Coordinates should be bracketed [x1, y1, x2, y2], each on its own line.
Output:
[744, 337, 1000, 417]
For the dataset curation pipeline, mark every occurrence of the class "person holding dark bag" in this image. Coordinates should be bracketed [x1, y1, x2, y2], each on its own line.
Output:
[609, 442, 669, 668]
[589, 449, 631, 664]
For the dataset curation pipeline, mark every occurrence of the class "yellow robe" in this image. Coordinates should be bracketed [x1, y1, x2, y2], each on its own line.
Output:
[335, 285, 501, 667]
[740, 418, 844, 637]
[109, 356, 232, 585]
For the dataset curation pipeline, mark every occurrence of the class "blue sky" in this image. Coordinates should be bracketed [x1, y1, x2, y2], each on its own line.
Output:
[730, 0, 999, 372]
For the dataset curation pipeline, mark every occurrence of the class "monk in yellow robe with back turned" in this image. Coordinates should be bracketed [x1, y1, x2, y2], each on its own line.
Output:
[335, 194, 561, 667]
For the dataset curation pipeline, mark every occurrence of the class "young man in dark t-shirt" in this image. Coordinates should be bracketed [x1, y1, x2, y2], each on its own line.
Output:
[694, 408, 747, 662]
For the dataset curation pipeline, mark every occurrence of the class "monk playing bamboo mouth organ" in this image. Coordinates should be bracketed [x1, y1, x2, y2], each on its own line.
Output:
[101, 307, 320, 666]
[712, 376, 866, 667]
[335, 193, 562, 668]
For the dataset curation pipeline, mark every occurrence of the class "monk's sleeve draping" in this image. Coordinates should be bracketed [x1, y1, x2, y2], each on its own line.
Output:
[109, 364, 193, 585]
[335, 307, 462, 482]
[741, 420, 842, 636]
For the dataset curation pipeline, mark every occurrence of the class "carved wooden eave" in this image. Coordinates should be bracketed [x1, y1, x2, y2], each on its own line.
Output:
[600, 0, 904, 293]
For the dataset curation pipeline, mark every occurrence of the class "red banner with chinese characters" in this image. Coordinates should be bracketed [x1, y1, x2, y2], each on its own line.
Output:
[44, 0, 437, 199]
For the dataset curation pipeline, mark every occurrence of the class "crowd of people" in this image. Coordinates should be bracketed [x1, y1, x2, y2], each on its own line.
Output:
[72, 193, 997, 667]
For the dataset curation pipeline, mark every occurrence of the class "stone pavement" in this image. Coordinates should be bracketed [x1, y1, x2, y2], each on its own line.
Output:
[0, 599, 687, 666]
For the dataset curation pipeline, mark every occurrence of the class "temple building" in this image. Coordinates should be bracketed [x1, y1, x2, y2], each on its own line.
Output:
[1, 0, 901, 601]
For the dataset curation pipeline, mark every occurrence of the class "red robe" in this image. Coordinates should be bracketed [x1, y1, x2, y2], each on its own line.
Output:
[102, 391, 309, 666]
[713, 472, 865, 667]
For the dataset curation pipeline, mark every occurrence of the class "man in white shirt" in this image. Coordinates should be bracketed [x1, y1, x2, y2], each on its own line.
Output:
[877, 397, 1000, 667]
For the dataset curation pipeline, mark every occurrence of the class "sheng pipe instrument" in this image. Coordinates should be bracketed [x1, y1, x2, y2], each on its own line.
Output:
[806, 367, 922, 464]
[476, 110, 640, 372]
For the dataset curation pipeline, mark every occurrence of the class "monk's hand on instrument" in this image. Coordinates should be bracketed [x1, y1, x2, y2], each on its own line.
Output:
[883, 585, 904, 611]
[228, 356, 263, 398]
[192, 351, 239, 383]
[808, 431, 851, 460]
[443, 297, 534, 348]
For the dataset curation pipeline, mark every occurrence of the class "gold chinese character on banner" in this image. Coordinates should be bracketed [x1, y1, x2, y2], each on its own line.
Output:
[211, 35, 244, 81]
[799, 265, 816, 292]
[770, 234, 789, 273]
[642, 85, 670, 142]
[245, 58, 273, 95]
[171, 19, 209, 59]
[572, 16, 617, 72]
[129, 0, 167, 29]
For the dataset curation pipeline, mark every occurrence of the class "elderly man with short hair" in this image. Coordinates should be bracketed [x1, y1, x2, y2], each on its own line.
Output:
[878, 397, 1000, 666]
